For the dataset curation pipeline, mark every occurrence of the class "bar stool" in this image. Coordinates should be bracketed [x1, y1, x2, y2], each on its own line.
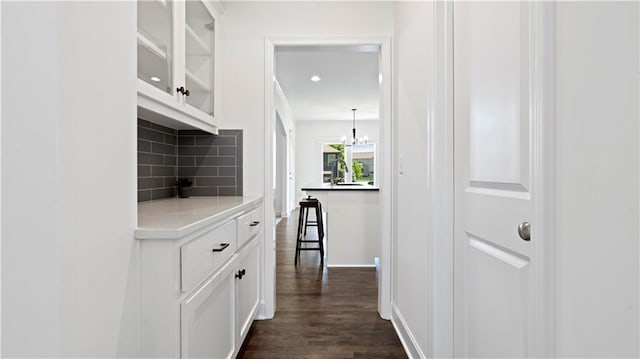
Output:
[295, 197, 324, 265]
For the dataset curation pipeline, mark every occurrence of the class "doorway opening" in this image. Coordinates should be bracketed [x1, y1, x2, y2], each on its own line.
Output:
[262, 38, 393, 320]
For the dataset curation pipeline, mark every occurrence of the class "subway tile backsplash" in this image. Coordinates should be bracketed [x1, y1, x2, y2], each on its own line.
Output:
[177, 129, 243, 197]
[138, 119, 177, 202]
[137, 119, 243, 202]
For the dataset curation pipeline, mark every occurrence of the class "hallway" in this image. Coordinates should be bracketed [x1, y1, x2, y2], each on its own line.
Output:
[237, 212, 406, 358]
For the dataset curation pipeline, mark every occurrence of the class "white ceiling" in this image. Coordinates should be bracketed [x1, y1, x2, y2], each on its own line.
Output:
[275, 45, 380, 121]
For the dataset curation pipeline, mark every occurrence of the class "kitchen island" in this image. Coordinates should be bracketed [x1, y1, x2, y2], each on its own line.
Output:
[301, 184, 380, 267]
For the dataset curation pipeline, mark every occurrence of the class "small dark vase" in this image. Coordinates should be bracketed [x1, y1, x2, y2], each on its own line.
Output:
[178, 186, 192, 198]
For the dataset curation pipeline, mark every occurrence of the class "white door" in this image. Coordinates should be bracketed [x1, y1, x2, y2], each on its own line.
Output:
[454, 2, 539, 357]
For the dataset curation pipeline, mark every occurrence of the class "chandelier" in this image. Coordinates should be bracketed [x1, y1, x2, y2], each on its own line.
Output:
[341, 108, 368, 146]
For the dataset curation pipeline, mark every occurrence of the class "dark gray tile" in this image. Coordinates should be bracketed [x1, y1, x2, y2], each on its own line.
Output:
[138, 139, 151, 152]
[177, 157, 195, 167]
[218, 147, 237, 156]
[219, 129, 242, 136]
[177, 166, 197, 177]
[179, 146, 218, 156]
[196, 177, 236, 187]
[164, 177, 178, 187]
[178, 129, 210, 136]
[151, 142, 176, 156]
[237, 167, 243, 187]
[138, 177, 153, 190]
[212, 136, 237, 146]
[138, 127, 165, 143]
[151, 187, 176, 200]
[164, 133, 177, 145]
[218, 187, 239, 196]
[196, 167, 219, 176]
[195, 156, 235, 166]
[139, 177, 166, 190]
[218, 167, 236, 177]
[178, 136, 195, 146]
[152, 166, 176, 177]
[151, 122, 176, 135]
[138, 190, 151, 202]
[138, 119, 153, 129]
[194, 136, 216, 146]
[165, 155, 177, 166]
[138, 165, 151, 177]
[138, 152, 164, 166]
[190, 187, 218, 196]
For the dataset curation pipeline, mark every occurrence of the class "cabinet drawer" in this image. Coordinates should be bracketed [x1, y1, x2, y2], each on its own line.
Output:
[181, 221, 236, 292]
[236, 207, 262, 248]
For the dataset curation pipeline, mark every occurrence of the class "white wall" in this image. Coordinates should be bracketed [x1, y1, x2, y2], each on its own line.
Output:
[295, 119, 379, 202]
[391, 2, 434, 357]
[219, 1, 393, 197]
[556, 2, 639, 356]
[274, 81, 296, 215]
[2, 2, 138, 357]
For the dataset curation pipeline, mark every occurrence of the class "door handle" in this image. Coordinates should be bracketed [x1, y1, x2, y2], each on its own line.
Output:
[250, 221, 260, 227]
[518, 222, 531, 241]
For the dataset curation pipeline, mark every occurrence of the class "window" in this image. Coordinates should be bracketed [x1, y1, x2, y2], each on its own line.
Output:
[322, 143, 375, 185]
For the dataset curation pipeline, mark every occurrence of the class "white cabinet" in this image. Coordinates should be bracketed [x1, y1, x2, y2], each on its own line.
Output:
[235, 235, 261, 345]
[137, 0, 221, 133]
[138, 199, 263, 358]
[181, 261, 235, 359]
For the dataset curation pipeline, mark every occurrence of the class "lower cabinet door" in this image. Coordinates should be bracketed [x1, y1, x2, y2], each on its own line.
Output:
[181, 262, 235, 359]
[236, 237, 261, 343]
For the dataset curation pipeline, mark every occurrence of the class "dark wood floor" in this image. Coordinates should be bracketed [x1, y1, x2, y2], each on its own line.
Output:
[237, 211, 407, 359]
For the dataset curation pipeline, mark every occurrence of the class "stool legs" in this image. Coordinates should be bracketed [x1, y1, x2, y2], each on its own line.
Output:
[295, 201, 324, 265]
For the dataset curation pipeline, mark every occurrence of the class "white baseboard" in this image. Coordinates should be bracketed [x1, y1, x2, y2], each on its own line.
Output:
[391, 303, 426, 359]
[326, 264, 376, 268]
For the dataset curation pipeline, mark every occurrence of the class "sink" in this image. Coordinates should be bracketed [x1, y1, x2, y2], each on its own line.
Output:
[335, 183, 364, 186]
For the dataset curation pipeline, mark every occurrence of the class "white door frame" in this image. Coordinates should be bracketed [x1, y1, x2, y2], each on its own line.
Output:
[262, 36, 393, 319]
[447, 1, 557, 357]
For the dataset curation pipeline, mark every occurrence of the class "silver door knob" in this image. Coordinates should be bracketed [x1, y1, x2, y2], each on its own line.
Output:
[518, 222, 531, 241]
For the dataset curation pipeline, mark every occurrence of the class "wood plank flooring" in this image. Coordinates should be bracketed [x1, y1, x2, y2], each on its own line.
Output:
[237, 211, 407, 359]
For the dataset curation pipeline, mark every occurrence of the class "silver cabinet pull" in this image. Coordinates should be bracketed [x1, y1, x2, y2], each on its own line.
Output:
[518, 222, 531, 241]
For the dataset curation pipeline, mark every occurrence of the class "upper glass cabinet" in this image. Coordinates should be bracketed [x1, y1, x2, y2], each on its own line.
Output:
[136, 0, 221, 133]
[184, 1, 215, 117]
[137, 0, 173, 95]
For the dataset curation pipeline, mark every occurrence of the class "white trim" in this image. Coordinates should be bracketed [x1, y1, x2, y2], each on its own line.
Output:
[431, 1, 455, 357]
[263, 36, 393, 321]
[326, 264, 376, 268]
[530, 2, 557, 357]
[391, 304, 426, 359]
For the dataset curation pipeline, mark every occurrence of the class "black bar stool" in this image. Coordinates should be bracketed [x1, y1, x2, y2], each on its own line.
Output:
[295, 196, 324, 265]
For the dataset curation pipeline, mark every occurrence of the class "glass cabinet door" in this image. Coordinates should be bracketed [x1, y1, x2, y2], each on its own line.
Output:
[137, 0, 173, 94]
[184, 0, 215, 116]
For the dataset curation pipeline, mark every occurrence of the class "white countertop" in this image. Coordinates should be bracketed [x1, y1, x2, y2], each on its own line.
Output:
[136, 196, 263, 239]
[301, 183, 380, 191]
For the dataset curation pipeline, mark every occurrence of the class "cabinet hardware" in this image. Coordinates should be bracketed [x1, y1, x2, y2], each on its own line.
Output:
[176, 86, 190, 96]
[235, 269, 246, 280]
[211, 243, 230, 252]
[250, 221, 260, 227]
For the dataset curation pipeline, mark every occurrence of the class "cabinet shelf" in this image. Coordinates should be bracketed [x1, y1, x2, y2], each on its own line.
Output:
[137, 32, 167, 60]
[185, 24, 211, 56]
[186, 69, 211, 93]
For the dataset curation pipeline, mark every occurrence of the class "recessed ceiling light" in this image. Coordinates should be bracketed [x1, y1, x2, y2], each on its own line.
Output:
[310, 75, 321, 82]
[150, 76, 161, 82]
